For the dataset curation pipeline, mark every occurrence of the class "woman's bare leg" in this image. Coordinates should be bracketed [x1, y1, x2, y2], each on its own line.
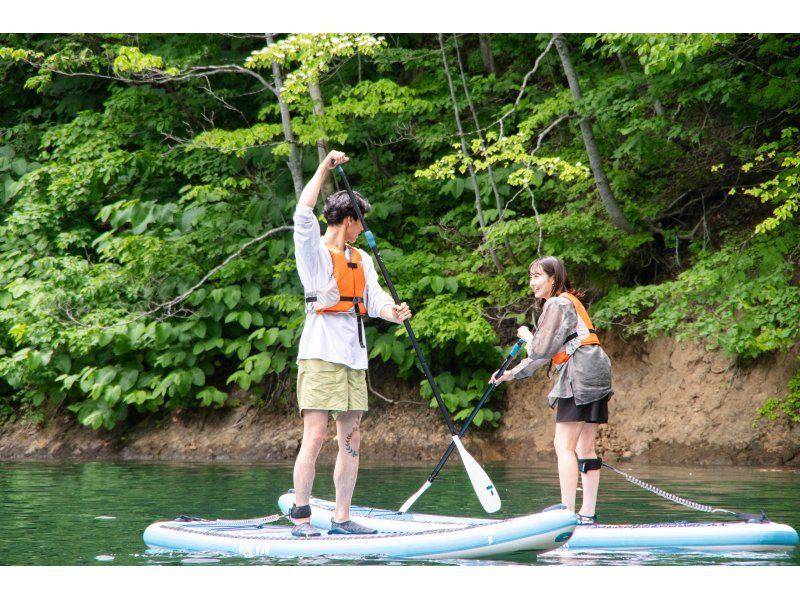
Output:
[576, 423, 600, 517]
[553, 422, 584, 511]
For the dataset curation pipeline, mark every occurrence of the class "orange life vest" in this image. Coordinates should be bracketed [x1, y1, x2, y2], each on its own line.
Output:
[551, 292, 601, 366]
[316, 243, 367, 316]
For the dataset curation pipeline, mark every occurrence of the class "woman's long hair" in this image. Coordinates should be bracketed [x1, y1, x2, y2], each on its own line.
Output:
[528, 256, 582, 312]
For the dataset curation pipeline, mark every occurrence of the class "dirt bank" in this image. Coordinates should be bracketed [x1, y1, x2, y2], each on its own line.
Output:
[498, 333, 800, 466]
[1, 334, 798, 466]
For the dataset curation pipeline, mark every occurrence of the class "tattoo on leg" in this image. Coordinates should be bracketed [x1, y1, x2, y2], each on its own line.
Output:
[344, 425, 359, 458]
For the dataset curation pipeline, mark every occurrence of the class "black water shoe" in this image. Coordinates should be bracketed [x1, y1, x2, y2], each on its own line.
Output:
[577, 514, 597, 525]
[291, 522, 322, 537]
[328, 519, 377, 535]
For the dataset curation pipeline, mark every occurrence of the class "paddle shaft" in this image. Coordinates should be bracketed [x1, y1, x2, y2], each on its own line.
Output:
[425, 339, 525, 483]
[334, 164, 457, 435]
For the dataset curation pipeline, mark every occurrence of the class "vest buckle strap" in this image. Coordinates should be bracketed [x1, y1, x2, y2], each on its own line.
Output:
[352, 298, 366, 349]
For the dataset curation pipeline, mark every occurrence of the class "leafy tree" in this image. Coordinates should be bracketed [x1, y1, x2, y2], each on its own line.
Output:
[1, 32, 798, 430]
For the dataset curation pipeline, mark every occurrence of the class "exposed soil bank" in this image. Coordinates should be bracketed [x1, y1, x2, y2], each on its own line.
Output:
[498, 334, 800, 466]
[1, 334, 798, 466]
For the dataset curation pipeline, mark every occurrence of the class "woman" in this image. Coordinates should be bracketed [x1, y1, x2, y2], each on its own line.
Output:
[491, 256, 612, 524]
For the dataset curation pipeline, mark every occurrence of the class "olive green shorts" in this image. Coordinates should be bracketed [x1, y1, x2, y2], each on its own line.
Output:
[296, 359, 368, 419]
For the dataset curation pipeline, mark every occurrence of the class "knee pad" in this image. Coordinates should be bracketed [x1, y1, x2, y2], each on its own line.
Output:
[289, 504, 312, 519]
[577, 457, 602, 473]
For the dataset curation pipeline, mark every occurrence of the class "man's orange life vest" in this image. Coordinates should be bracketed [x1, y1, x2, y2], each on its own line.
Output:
[316, 243, 367, 316]
[551, 292, 600, 366]
[305, 243, 368, 348]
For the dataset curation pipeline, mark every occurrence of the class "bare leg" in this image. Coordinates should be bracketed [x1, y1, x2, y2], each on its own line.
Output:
[576, 423, 600, 517]
[291, 409, 328, 523]
[332, 410, 363, 522]
[553, 422, 584, 512]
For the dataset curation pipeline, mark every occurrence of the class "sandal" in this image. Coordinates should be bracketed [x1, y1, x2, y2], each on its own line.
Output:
[577, 514, 597, 525]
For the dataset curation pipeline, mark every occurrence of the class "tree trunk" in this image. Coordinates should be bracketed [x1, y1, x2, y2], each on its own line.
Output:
[266, 34, 304, 200]
[453, 35, 518, 264]
[478, 34, 496, 75]
[308, 81, 334, 199]
[438, 33, 504, 273]
[553, 34, 633, 233]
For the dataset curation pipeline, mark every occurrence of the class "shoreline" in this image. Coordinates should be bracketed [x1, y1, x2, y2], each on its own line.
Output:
[1, 334, 798, 467]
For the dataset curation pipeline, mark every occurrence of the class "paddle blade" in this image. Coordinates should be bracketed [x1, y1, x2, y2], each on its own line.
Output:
[399, 480, 432, 513]
[451, 436, 501, 513]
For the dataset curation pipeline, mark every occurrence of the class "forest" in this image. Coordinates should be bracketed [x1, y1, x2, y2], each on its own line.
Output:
[0, 33, 798, 431]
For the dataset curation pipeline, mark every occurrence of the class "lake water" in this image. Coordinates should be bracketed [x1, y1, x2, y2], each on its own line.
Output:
[0, 460, 797, 566]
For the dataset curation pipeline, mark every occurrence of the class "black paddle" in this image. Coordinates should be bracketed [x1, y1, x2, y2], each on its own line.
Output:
[400, 338, 526, 512]
[333, 162, 501, 512]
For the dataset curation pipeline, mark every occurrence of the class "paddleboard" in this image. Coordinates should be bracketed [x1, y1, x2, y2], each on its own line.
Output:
[277, 492, 799, 553]
[143, 508, 577, 560]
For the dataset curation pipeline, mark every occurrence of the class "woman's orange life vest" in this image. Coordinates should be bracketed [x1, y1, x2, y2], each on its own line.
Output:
[316, 243, 367, 316]
[551, 292, 600, 366]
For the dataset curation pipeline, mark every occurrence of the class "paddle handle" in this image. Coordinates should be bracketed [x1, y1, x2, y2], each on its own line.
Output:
[334, 163, 457, 435]
[426, 339, 525, 483]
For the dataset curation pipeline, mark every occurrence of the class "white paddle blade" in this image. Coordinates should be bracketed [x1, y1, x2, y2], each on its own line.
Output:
[399, 480, 432, 513]
[451, 436, 501, 513]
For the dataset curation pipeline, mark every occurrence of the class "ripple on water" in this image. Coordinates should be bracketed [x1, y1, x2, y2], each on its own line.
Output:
[1, 461, 797, 566]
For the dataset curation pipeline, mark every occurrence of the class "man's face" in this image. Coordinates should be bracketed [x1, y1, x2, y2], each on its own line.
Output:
[345, 216, 364, 243]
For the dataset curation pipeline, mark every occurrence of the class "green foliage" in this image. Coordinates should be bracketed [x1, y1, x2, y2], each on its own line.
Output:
[586, 34, 736, 75]
[112, 46, 164, 76]
[246, 34, 386, 101]
[1, 32, 799, 429]
[758, 363, 800, 424]
[411, 295, 498, 355]
[420, 366, 504, 429]
[740, 128, 800, 234]
[594, 228, 800, 359]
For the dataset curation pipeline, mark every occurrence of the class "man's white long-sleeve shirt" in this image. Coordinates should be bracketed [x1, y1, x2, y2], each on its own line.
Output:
[293, 205, 394, 370]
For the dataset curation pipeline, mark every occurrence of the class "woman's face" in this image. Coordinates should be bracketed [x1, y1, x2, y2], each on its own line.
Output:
[529, 266, 555, 300]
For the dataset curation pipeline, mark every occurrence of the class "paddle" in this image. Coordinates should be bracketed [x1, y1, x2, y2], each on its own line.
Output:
[333, 162, 501, 513]
[399, 338, 525, 513]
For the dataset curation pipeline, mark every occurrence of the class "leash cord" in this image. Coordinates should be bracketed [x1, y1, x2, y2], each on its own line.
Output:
[602, 463, 739, 516]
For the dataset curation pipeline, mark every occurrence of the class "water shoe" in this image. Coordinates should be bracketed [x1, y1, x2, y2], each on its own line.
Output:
[328, 519, 377, 535]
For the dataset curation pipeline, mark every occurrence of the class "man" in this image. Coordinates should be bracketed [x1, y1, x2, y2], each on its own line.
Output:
[289, 150, 412, 536]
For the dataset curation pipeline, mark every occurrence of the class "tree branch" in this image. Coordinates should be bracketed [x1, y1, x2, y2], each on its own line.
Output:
[15, 56, 279, 96]
[494, 36, 556, 137]
[61, 225, 294, 329]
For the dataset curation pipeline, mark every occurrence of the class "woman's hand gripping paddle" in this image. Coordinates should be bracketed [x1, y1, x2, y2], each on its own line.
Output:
[399, 339, 526, 513]
[333, 162, 502, 513]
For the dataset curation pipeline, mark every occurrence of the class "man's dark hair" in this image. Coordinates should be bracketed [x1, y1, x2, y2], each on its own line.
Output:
[323, 190, 371, 226]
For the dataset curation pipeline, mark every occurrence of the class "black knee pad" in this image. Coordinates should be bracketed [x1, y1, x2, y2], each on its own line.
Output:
[578, 457, 602, 473]
[289, 504, 312, 519]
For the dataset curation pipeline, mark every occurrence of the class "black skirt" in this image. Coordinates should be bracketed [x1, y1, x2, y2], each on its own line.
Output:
[555, 395, 610, 424]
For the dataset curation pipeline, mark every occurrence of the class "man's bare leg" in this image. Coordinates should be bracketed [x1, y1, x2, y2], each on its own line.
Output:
[291, 409, 328, 524]
[332, 410, 363, 523]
